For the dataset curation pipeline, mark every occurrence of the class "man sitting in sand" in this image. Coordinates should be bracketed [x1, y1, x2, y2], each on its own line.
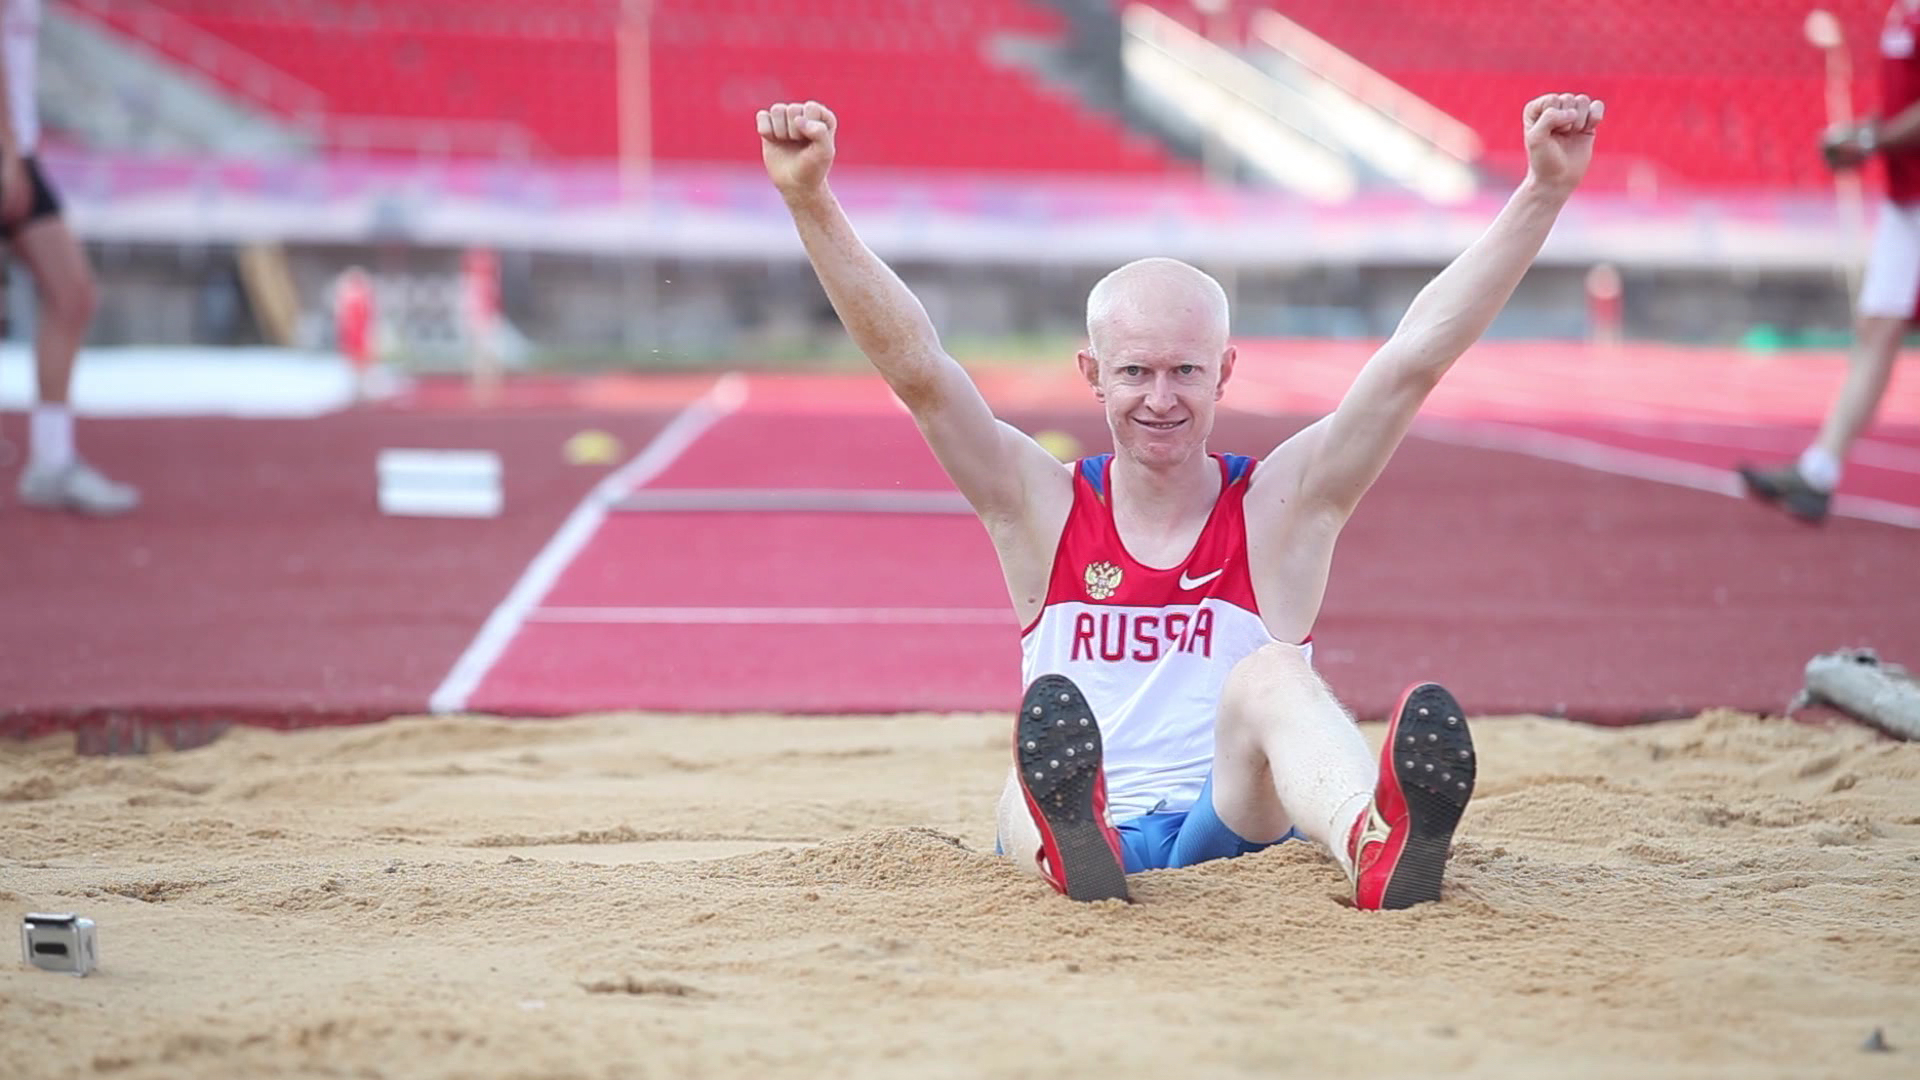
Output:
[758, 92, 1603, 907]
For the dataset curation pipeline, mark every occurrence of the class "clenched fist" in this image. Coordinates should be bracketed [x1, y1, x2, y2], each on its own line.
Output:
[758, 100, 837, 198]
[1523, 93, 1604, 195]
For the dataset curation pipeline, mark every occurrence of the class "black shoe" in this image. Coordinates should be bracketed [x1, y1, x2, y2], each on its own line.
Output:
[1736, 462, 1830, 523]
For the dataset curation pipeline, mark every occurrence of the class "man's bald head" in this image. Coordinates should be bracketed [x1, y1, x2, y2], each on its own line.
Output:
[1085, 258, 1230, 360]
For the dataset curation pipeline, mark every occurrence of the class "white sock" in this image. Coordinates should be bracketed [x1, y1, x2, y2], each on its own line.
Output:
[1797, 446, 1841, 493]
[29, 404, 75, 470]
[1324, 790, 1372, 876]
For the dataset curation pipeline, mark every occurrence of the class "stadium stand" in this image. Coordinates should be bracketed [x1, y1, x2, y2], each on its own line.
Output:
[74, 0, 1180, 172]
[63, 0, 1890, 191]
[1205, 0, 1885, 192]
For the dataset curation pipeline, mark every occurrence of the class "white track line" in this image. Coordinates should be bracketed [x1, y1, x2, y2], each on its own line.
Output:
[528, 606, 1012, 625]
[428, 373, 748, 713]
[1856, 438, 1920, 472]
[1582, 418, 1920, 474]
[1409, 416, 1920, 529]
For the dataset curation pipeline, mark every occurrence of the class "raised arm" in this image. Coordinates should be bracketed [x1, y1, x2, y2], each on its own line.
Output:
[758, 101, 1065, 525]
[1279, 93, 1604, 518]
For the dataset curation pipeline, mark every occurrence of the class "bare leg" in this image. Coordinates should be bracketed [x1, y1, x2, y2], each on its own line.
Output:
[13, 216, 97, 409]
[1218, 645, 1478, 908]
[1743, 202, 1917, 519]
[1212, 643, 1375, 873]
[11, 216, 137, 513]
[1811, 314, 1906, 468]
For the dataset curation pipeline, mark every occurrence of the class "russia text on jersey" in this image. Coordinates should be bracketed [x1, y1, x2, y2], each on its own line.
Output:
[1067, 606, 1217, 662]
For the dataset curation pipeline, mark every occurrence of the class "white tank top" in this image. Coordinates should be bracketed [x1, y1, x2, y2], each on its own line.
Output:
[1018, 453, 1308, 821]
[5, 0, 38, 153]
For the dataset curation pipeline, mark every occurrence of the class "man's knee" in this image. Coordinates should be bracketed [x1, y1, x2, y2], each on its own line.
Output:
[45, 268, 97, 332]
[1218, 643, 1354, 753]
[18, 221, 98, 332]
[1221, 643, 1316, 717]
[1232, 641, 1315, 682]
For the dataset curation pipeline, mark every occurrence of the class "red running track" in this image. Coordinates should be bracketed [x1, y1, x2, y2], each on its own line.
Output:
[470, 405, 1016, 715]
[3, 350, 1916, 748]
[464, 377, 1919, 724]
[0, 402, 677, 748]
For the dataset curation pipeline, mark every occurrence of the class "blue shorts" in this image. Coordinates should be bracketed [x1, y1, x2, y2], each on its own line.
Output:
[1115, 773, 1300, 873]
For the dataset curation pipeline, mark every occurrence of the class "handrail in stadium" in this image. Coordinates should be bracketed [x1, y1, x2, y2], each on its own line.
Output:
[1249, 9, 1481, 164]
[64, 0, 329, 125]
[1121, 4, 1355, 201]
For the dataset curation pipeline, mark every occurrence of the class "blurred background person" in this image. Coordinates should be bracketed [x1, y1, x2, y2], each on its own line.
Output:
[1739, 0, 1920, 524]
[2, 0, 136, 514]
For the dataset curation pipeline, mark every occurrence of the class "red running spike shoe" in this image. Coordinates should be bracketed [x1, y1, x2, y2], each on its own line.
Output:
[1015, 674, 1129, 902]
[1348, 682, 1476, 910]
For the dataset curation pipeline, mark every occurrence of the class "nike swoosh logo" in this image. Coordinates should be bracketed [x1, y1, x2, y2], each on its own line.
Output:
[1178, 568, 1223, 590]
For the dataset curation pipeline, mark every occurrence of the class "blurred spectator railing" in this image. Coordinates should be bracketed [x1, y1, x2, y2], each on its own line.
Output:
[327, 117, 545, 162]
[44, 150, 1850, 274]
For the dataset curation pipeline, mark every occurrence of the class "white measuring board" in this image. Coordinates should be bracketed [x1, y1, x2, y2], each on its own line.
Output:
[377, 449, 504, 518]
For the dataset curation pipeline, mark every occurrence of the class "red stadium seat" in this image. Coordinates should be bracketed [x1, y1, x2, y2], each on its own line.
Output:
[78, 0, 1880, 191]
[1168, 0, 1885, 192]
[84, 0, 1182, 173]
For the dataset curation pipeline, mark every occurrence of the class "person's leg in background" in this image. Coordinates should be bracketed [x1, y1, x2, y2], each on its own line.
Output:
[1739, 202, 1914, 523]
[11, 165, 138, 515]
[1809, 313, 1906, 483]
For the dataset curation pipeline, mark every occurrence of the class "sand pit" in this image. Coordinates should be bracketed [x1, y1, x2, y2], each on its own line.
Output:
[2, 709, 1916, 1079]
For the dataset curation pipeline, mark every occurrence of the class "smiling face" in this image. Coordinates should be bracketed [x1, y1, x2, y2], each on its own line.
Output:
[1078, 259, 1235, 471]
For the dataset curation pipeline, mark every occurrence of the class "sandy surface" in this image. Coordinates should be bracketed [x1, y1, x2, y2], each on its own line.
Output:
[2, 709, 1916, 1080]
